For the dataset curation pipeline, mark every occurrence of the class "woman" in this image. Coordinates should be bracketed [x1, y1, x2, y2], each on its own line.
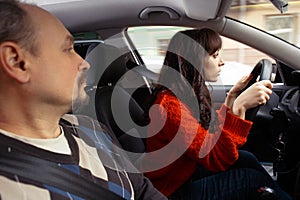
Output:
[143, 28, 291, 199]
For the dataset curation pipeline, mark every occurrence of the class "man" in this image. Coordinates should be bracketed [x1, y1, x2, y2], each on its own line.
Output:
[0, 0, 166, 199]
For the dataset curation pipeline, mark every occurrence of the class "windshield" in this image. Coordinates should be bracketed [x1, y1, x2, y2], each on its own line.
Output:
[228, 0, 300, 48]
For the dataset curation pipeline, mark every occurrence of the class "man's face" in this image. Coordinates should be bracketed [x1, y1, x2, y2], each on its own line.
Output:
[25, 5, 90, 113]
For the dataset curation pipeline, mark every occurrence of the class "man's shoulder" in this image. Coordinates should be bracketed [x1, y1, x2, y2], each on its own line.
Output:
[61, 114, 110, 134]
[60, 114, 120, 146]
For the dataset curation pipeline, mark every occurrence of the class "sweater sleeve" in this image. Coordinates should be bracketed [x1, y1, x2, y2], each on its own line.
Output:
[154, 92, 253, 172]
[128, 172, 167, 200]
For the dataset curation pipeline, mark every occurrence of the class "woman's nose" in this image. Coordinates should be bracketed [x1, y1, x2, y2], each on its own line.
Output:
[219, 57, 224, 67]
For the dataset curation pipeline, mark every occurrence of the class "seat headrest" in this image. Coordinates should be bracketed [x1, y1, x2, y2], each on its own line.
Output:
[85, 43, 127, 87]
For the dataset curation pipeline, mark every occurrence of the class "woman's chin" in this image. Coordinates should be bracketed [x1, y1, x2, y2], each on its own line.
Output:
[209, 78, 218, 82]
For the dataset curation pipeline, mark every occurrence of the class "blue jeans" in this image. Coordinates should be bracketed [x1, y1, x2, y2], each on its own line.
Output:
[168, 151, 292, 200]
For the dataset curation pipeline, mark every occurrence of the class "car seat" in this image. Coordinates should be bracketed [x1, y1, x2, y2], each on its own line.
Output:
[84, 43, 149, 162]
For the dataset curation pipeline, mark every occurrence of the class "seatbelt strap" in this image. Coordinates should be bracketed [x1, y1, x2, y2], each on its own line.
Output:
[0, 150, 125, 200]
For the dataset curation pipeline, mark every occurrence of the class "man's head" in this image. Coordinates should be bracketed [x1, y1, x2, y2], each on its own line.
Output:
[0, 0, 36, 54]
[0, 0, 90, 115]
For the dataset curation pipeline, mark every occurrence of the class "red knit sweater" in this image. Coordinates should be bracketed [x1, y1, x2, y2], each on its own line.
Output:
[144, 90, 253, 196]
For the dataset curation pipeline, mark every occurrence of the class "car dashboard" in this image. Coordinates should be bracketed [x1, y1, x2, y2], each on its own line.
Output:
[243, 64, 300, 195]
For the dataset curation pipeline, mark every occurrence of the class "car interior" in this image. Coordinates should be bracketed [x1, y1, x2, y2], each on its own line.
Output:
[34, 0, 300, 198]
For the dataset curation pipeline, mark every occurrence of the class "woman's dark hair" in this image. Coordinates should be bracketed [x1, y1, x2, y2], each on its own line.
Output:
[156, 28, 222, 130]
[0, 0, 37, 54]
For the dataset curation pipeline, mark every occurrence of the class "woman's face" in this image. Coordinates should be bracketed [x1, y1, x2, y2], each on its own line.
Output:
[203, 49, 224, 82]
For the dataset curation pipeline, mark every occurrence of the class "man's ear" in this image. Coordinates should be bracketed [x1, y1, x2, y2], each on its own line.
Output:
[0, 42, 30, 83]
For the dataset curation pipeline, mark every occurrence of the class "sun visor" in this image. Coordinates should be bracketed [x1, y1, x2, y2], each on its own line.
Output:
[182, 0, 222, 20]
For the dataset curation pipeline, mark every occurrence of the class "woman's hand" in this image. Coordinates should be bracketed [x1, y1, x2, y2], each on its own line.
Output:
[232, 80, 273, 119]
[225, 75, 253, 108]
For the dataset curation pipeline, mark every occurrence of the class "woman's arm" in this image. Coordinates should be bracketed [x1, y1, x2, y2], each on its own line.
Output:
[224, 75, 252, 108]
[232, 80, 273, 119]
[224, 75, 273, 119]
[156, 92, 252, 172]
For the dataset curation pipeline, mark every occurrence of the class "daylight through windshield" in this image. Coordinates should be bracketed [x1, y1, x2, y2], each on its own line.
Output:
[228, 0, 300, 48]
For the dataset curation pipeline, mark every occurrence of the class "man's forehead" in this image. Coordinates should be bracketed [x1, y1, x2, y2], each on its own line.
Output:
[22, 3, 60, 27]
[21, 3, 44, 15]
[24, 4, 71, 39]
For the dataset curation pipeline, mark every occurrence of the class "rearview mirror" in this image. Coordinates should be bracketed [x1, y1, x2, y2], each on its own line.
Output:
[270, 0, 288, 13]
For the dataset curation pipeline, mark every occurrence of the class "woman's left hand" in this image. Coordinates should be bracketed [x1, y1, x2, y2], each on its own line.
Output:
[225, 74, 253, 107]
[229, 74, 253, 96]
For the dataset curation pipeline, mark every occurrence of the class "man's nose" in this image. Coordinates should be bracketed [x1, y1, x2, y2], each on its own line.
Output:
[81, 60, 90, 71]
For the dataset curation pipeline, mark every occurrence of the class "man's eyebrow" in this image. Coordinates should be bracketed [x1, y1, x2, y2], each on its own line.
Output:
[65, 35, 74, 45]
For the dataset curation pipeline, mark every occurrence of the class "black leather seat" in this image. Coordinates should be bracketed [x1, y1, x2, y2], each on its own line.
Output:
[84, 43, 149, 161]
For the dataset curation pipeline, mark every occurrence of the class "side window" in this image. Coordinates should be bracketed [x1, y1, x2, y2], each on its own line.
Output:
[265, 14, 296, 44]
[127, 26, 274, 85]
[127, 26, 187, 73]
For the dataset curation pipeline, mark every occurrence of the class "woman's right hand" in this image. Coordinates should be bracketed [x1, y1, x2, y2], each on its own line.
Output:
[231, 80, 273, 119]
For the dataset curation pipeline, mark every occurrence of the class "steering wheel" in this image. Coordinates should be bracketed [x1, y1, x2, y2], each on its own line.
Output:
[241, 59, 279, 121]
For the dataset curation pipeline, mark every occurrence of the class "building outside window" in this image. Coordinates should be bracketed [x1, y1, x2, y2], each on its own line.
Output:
[265, 14, 296, 43]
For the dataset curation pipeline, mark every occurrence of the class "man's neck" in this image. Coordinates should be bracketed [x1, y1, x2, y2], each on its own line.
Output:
[0, 88, 71, 139]
[0, 118, 62, 139]
[0, 105, 65, 139]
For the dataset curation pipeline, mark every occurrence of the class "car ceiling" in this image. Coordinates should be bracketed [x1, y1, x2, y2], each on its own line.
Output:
[27, 0, 300, 70]
[34, 0, 233, 32]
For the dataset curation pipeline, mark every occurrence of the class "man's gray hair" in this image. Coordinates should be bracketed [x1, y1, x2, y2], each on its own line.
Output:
[0, 0, 37, 53]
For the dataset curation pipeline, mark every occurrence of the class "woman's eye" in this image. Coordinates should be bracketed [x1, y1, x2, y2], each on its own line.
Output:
[213, 53, 219, 58]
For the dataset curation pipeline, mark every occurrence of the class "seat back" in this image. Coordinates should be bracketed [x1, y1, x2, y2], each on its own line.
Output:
[95, 86, 147, 154]
[85, 43, 149, 160]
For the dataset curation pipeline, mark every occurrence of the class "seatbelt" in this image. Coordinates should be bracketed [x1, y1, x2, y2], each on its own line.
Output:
[0, 150, 125, 200]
